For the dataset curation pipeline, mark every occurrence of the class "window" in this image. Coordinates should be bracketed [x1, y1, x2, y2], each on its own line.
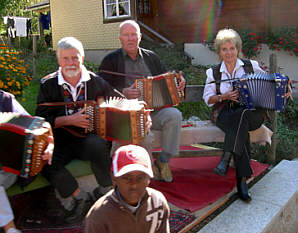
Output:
[103, 0, 130, 19]
[138, 0, 150, 15]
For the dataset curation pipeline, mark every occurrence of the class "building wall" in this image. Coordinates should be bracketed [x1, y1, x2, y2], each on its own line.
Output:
[138, 0, 298, 44]
[50, 0, 121, 51]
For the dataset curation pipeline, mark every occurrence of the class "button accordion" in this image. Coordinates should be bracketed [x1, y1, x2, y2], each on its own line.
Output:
[232, 73, 289, 112]
[0, 113, 52, 178]
[75, 98, 148, 144]
[135, 71, 184, 110]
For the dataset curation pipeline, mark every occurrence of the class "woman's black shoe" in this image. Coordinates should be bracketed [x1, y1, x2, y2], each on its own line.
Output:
[237, 177, 252, 203]
[213, 152, 232, 176]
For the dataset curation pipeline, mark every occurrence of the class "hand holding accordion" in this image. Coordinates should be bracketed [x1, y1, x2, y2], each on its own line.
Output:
[66, 97, 149, 144]
[135, 71, 185, 110]
[232, 73, 290, 112]
[0, 113, 53, 178]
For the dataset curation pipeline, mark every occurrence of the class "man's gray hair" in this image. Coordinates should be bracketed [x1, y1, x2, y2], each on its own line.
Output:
[56, 37, 85, 57]
[119, 20, 141, 35]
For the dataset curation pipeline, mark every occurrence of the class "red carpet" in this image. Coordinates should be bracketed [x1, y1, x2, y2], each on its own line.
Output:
[150, 157, 269, 212]
[10, 187, 195, 233]
[153, 145, 208, 152]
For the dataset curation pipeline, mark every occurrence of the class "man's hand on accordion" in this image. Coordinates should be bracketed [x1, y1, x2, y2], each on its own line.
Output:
[177, 71, 186, 92]
[42, 134, 54, 165]
[145, 111, 152, 134]
[54, 108, 90, 129]
[123, 83, 141, 99]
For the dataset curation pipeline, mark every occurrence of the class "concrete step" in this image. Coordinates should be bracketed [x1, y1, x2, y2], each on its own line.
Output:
[196, 159, 298, 233]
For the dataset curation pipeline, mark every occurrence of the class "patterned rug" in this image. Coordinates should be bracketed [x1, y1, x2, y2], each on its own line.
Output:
[9, 187, 195, 233]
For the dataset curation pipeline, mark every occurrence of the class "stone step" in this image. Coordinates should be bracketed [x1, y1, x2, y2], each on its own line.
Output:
[196, 159, 298, 233]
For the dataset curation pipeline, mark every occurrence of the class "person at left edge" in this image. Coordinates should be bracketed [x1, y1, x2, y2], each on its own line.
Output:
[0, 90, 53, 233]
[35, 37, 121, 223]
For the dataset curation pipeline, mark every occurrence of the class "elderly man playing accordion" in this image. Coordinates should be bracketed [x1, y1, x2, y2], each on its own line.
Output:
[35, 37, 126, 223]
[99, 20, 186, 183]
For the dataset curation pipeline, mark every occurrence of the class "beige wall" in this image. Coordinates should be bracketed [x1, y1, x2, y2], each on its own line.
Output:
[50, 0, 121, 51]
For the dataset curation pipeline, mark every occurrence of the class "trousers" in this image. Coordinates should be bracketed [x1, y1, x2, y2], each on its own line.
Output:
[111, 107, 182, 163]
[0, 171, 17, 227]
[216, 105, 264, 178]
[42, 134, 112, 198]
[151, 107, 182, 162]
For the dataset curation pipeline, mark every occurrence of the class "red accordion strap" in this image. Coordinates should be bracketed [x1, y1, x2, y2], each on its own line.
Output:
[2, 166, 21, 176]
[38, 100, 96, 107]
[100, 69, 143, 79]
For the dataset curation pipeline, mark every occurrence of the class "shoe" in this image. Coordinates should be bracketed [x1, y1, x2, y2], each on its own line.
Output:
[64, 192, 94, 224]
[237, 177, 252, 203]
[155, 159, 173, 182]
[152, 163, 161, 180]
[7, 228, 22, 233]
[230, 157, 235, 168]
[213, 152, 232, 176]
[92, 186, 112, 201]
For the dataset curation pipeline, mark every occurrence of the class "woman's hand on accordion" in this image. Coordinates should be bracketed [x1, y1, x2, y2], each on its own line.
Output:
[222, 89, 240, 102]
[285, 80, 293, 101]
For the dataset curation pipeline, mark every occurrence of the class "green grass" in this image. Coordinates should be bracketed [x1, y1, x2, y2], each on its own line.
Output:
[17, 79, 39, 115]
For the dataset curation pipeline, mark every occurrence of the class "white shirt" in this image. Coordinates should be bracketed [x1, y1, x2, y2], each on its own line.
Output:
[57, 65, 91, 102]
[15, 17, 27, 37]
[203, 59, 265, 107]
[12, 97, 29, 115]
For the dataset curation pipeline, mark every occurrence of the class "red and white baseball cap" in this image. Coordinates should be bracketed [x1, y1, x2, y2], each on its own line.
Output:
[112, 144, 153, 178]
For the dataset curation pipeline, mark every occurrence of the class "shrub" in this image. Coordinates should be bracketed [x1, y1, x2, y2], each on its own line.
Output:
[266, 27, 298, 57]
[238, 29, 262, 58]
[202, 29, 263, 59]
[0, 43, 31, 98]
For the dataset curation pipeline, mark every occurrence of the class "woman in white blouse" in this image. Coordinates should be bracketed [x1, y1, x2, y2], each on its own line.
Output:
[203, 28, 265, 202]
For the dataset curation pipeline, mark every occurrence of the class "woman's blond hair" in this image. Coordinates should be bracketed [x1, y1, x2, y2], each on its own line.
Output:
[214, 28, 243, 60]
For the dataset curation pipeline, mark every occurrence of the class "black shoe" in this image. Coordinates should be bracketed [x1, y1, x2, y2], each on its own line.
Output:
[213, 152, 232, 176]
[92, 187, 104, 201]
[92, 186, 113, 201]
[64, 192, 94, 224]
[237, 177, 252, 203]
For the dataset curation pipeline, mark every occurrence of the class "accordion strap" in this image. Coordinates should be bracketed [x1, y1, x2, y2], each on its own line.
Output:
[62, 127, 86, 138]
[100, 70, 143, 79]
[38, 100, 97, 107]
[38, 100, 97, 138]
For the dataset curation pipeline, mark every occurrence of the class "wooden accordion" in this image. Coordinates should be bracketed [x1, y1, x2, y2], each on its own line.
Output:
[232, 73, 289, 112]
[0, 113, 52, 178]
[135, 71, 184, 109]
[81, 98, 147, 144]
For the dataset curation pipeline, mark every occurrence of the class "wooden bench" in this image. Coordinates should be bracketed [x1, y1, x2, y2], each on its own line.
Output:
[7, 85, 273, 196]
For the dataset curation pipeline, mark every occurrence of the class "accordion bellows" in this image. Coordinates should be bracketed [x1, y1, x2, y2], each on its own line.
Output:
[83, 98, 147, 144]
[136, 71, 184, 109]
[0, 113, 52, 178]
[232, 73, 289, 112]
